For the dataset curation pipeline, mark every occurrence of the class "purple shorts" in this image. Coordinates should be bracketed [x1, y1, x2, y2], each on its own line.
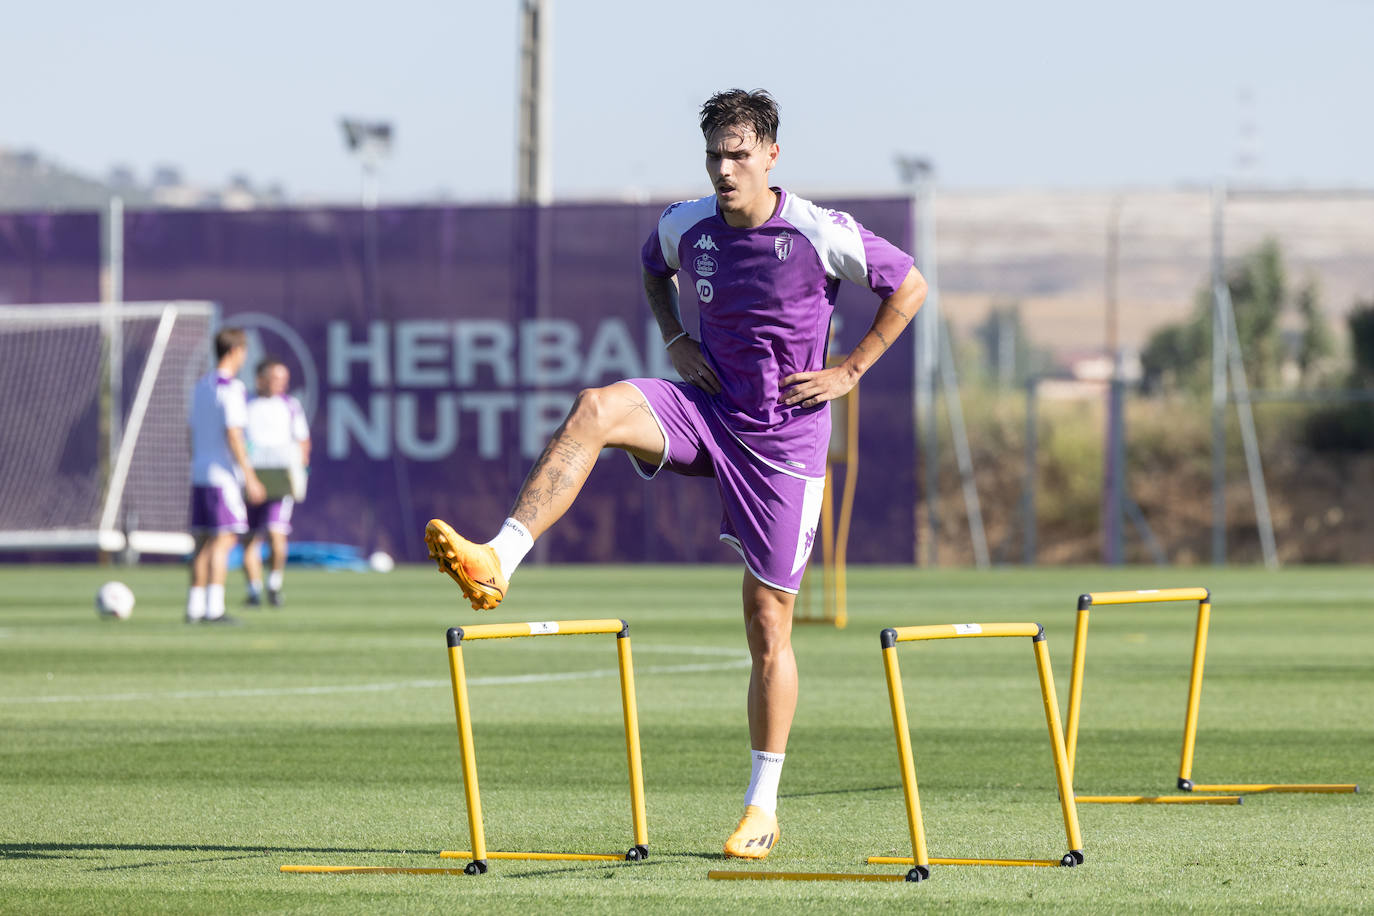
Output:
[246, 496, 295, 535]
[190, 482, 248, 535]
[624, 378, 825, 593]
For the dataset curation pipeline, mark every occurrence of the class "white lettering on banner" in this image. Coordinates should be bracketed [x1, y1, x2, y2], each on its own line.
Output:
[582, 318, 644, 382]
[328, 321, 390, 386]
[327, 391, 577, 462]
[454, 320, 515, 385]
[330, 318, 688, 389]
[329, 392, 390, 459]
[520, 319, 580, 386]
[395, 321, 450, 387]
[522, 392, 576, 457]
[395, 393, 459, 459]
[324, 318, 689, 462]
[464, 393, 519, 459]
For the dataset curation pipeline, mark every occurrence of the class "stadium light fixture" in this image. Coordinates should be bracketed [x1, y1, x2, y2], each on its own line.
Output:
[340, 118, 393, 208]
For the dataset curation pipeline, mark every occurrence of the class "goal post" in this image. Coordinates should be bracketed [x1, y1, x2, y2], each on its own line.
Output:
[0, 300, 219, 556]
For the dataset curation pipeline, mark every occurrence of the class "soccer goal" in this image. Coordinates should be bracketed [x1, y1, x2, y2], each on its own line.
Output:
[0, 301, 218, 557]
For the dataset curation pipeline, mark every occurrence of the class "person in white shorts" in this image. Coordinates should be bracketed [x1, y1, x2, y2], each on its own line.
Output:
[242, 358, 310, 607]
[188, 327, 265, 624]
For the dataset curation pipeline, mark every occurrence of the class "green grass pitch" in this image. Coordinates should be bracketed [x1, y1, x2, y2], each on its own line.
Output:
[1, 563, 1370, 913]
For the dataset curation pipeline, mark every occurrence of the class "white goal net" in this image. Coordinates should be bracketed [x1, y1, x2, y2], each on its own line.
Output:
[0, 301, 218, 556]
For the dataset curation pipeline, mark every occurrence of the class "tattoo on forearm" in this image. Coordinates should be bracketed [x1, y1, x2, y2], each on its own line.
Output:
[644, 273, 683, 339]
[880, 299, 914, 322]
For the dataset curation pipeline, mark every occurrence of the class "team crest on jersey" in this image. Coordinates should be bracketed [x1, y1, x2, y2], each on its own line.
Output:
[693, 235, 718, 251]
[693, 253, 718, 277]
[774, 231, 793, 261]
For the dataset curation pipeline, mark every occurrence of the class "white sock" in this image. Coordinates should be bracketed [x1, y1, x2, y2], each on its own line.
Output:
[486, 517, 533, 580]
[186, 586, 207, 621]
[268, 569, 284, 592]
[247, 580, 263, 596]
[206, 584, 226, 620]
[743, 749, 786, 814]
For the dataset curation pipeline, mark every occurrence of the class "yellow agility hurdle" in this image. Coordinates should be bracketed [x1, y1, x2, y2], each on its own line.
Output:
[870, 623, 1084, 881]
[437, 619, 650, 874]
[710, 622, 1084, 884]
[1067, 589, 1357, 803]
[282, 618, 649, 878]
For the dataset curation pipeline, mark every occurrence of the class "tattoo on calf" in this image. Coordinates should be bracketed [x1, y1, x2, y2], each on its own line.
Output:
[512, 433, 593, 525]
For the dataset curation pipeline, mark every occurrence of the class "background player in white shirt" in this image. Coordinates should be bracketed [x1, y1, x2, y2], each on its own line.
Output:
[242, 358, 311, 607]
[187, 328, 265, 623]
[425, 89, 926, 859]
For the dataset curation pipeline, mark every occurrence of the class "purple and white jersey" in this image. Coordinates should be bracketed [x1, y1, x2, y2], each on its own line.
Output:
[246, 393, 309, 468]
[642, 188, 913, 475]
[189, 370, 248, 488]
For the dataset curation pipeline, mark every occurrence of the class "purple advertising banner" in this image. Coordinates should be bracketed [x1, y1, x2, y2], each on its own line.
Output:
[0, 212, 102, 305]
[104, 198, 913, 565]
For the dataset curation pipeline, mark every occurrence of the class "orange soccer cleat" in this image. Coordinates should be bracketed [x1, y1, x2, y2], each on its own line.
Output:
[424, 518, 508, 611]
[722, 805, 780, 860]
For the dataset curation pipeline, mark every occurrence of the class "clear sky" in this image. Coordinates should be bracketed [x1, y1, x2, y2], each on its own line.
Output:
[4, 0, 1372, 204]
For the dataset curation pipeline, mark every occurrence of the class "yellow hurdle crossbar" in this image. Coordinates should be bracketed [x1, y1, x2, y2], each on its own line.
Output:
[708, 870, 909, 883]
[1188, 784, 1357, 794]
[442, 619, 649, 875]
[438, 850, 628, 862]
[281, 865, 475, 875]
[867, 855, 1063, 867]
[1067, 589, 1357, 803]
[1074, 795, 1242, 805]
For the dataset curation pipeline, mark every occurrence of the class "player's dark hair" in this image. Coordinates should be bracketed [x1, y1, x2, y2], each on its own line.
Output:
[215, 327, 246, 360]
[699, 89, 779, 145]
[256, 356, 285, 377]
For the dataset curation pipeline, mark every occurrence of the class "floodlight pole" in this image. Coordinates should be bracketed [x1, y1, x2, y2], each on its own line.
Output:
[1102, 196, 1124, 566]
[898, 156, 939, 566]
[518, 0, 555, 565]
[517, 0, 553, 205]
[1210, 183, 1228, 565]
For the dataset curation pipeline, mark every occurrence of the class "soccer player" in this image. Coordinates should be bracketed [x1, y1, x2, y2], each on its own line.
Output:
[425, 89, 925, 859]
[242, 358, 311, 607]
[188, 327, 266, 624]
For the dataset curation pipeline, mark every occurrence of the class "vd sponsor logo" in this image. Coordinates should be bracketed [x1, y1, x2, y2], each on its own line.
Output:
[695, 279, 714, 303]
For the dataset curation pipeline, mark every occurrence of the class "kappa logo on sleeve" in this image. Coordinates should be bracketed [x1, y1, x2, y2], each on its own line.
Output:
[693, 235, 718, 251]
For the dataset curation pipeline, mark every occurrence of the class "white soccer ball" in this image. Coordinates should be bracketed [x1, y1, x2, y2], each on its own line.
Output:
[95, 581, 135, 620]
[368, 551, 395, 573]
